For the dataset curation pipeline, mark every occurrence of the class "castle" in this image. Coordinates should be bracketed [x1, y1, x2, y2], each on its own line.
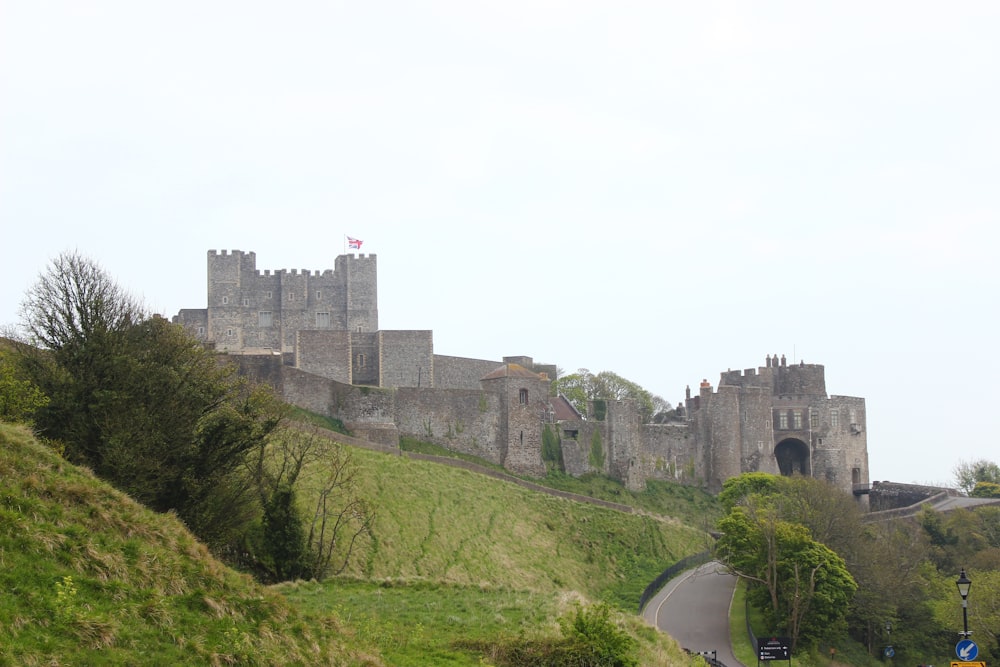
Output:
[174, 250, 870, 500]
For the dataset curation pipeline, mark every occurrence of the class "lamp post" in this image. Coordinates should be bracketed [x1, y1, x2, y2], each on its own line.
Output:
[956, 568, 972, 638]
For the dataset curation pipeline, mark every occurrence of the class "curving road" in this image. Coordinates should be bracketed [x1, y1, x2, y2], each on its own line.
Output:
[643, 561, 747, 667]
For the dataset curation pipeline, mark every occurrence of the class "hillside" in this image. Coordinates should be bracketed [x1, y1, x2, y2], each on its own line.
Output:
[334, 445, 713, 606]
[0, 419, 713, 665]
[0, 422, 368, 665]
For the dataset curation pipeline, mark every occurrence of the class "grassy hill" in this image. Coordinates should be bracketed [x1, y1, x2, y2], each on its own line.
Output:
[335, 445, 713, 607]
[0, 420, 714, 665]
[0, 422, 366, 665]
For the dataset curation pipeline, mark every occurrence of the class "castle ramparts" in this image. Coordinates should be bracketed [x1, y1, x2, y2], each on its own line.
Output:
[175, 251, 870, 498]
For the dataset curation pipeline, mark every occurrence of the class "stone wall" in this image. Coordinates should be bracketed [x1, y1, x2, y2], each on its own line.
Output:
[433, 354, 502, 389]
[869, 481, 955, 512]
[296, 330, 351, 384]
[380, 330, 433, 388]
[394, 386, 504, 464]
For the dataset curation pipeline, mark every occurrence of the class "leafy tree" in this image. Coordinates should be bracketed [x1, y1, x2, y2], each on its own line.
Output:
[716, 500, 856, 649]
[953, 459, 1000, 495]
[14, 251, 281, 550]
[261, 485, 309, 581]
[552, 368, 668, 423]
[718, 472, 785, 510]
[972, 481, 1000, 498]
[0, 347, 48, 423]
[248, 424, 375, 581]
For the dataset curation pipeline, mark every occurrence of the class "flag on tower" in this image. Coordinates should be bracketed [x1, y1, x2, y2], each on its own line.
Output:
[347, 236, 363, 250]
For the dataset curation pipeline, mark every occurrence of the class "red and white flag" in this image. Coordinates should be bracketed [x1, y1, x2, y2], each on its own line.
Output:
[347, 236, 363, 249]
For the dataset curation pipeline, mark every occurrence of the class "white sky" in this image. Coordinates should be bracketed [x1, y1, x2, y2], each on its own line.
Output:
[2, 2, 998, 487]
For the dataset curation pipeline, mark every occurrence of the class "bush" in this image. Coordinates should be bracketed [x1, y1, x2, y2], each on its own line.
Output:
[558, 602, 638, 667]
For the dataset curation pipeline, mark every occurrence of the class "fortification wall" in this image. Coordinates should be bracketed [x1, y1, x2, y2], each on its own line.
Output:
[380, 330, 434, 388]
[350, 332, 379, 386]
[295, 330, 352, 384]
[433, 354, 502, 389]
[869, 481, 953, 512]
[559, 421, 607, 477]
[636, 422, 694, 483]
[394, 387, 504, 464]
[738, 387, 774, 474]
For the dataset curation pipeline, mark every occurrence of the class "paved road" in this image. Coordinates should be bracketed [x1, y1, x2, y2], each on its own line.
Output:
[643, 561, 747, 667]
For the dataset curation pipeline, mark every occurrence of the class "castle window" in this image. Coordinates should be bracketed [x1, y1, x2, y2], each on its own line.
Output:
[197, 326, 205, 335]
[242, 297, 250, 307]
[849, 409, 857, 424]
[358, 353, 366, 368]
[852, 467, 861, 484]
[288, 292, 294, 301]
[519, 388, 528, 404]
[810, 409, 818, 427]
[266, 291, 272, 299]
[222, 296, 229, 305]
[792, 410, 802, 429]
[779, 412, 788, 429]
[316, 290, 322, 299]
[259, 311, 273, 328]
[316, 312, 331, 328]
[226, 328, 234, 337]
[831, 410, 840, 428]
[357, 325, 363, 332]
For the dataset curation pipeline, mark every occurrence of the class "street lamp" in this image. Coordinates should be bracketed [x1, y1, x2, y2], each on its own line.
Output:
[956, 568, 972, 638]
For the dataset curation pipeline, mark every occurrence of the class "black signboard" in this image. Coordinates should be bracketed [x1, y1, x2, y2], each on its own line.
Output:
[758, 636, 791, 661]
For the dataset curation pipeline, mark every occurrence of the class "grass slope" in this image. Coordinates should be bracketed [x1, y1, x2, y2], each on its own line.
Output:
[335, 446, 713, 608]
[0, 423, 371, 666]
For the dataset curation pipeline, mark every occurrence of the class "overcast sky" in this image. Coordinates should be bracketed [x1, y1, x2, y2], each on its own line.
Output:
[2, 2, 998, 487]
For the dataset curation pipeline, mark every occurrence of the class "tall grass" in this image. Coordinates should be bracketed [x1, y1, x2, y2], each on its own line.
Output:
[0, 423, 374, 665]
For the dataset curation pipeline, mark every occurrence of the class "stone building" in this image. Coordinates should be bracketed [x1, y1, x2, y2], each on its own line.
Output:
[174, 250, 869, 499]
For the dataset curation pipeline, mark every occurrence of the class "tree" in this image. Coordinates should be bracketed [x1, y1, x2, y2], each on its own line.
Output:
[717, 500, 856, 649]
[552, 369, 668, 423]
[0, 346, 48, 423]
[248, 424, 375, 581]
[953, 459, 1000, 495]
[15, 252, 281, 550]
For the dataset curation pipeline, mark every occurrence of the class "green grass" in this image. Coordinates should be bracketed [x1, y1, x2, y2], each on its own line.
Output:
[1, 416, 716, 665]
[0, 422, 372, 665]
[399, 434, 723, 527]
[282, 578, 696, 666]
[322, 444, 713, 610]
[287, 405, 351, 434]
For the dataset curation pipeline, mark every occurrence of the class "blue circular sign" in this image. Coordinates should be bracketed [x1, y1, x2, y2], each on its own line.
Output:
[884, 646, 895, 658]
[956, 639, 978, 661]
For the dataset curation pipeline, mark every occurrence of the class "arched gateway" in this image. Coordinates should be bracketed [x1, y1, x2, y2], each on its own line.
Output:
[775, 438, 810, 476]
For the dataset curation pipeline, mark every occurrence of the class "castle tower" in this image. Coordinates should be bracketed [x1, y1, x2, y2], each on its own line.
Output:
[481, 364, 547, 477]
[186, 250, 379, 355]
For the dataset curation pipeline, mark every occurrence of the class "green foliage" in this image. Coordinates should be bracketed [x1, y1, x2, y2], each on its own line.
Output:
[589, 430, 605, 469]
[262, 486, 309, 581]
[541, 423, 563, 469]
[559, 602, 638, 667]
[14, 253, 282, 552]
[0, 423, 365, 665]
[972, 481, 1000, 498]
[552, 369, 669, 424]
[0, 350, 48, 423]
[953, 458, 1000, 495]
[718, 472, 785, 510]
[716, 487, 858, 649]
